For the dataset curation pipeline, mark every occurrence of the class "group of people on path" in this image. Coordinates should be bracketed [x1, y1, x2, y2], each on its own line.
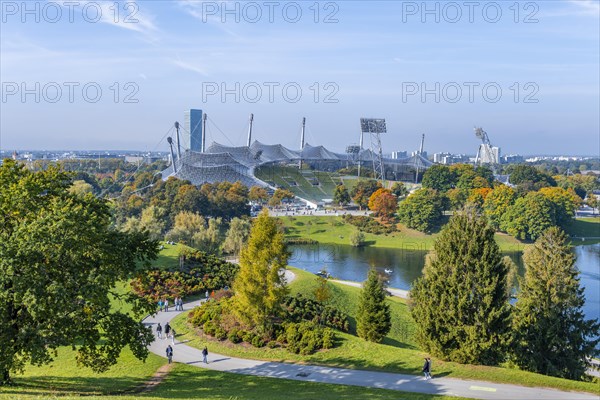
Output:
[157, 297, 184, 312]
[155, 322, 176, 345]
[165, 343, 208, 365]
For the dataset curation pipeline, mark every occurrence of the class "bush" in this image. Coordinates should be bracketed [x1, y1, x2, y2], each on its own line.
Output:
[343, 215, 396, 235]
[251, 335, 265, 348]
[350, 230, 366, 247]
[215, 327, 227, 340]
[228, 329, 242, 343]
[282, 295, 349, 332]
[203, 321, 217, 336]
[283, 321, 333, 355]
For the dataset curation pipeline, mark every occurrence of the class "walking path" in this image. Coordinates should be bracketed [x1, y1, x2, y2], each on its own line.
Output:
[144, 300, 597, 400]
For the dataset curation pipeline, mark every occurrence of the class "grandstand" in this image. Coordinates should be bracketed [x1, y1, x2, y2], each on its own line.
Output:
[161, 140, 432, 203]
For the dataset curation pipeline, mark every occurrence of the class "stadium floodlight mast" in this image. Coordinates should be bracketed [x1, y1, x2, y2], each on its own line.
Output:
[474, 126, 497, 174]
[360, 118, 387, 183]
[345, 144, 360, 170]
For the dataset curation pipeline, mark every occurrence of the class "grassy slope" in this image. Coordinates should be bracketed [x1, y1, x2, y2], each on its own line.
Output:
[281, 215, 528, 252]
[170, 267, 599, 395]
[566, 218, 600, 245]
[1, 363, 466, 400]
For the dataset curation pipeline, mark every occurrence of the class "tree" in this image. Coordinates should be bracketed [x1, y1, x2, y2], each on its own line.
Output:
[410, 211, 512, 365]
[165, 211, 206, 245]
[500, 192, 554, 240]
[350, 230, 366, 247]
[232, 210, 289, 333]
[422, 165, 455, 192]
[249, 186, 269, 204]
[69, 180, 94, 196]
[268, 189, 295, 207]
[193, 217, 223, 255]
[368, 188, 398, 220]
[539, 187, 581, 226]
[0, 160, 157, 384]
[314, 274, 332, 304]
[511, 227, 600, 379]
[351, 180, 382, 210]
[506, 165, 556, 193]
[333, 184, 351, 207]
[397, 188, 445, 232]
[357, 268, 391, 343]
[390, 181, 409, 198]
[222, 217, 252, 256]
[138, 205, 167, 241]
[483, 185, 516, 230]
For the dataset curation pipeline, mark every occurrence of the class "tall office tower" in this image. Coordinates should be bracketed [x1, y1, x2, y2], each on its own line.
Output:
[184, 109, 203, 152]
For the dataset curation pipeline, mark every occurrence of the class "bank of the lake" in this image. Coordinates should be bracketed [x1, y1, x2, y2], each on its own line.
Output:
[169, 267, 600, 395]
[280, 215, 600, 251]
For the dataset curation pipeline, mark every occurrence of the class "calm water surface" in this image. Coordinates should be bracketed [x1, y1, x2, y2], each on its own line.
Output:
[289, 243, 600, 322]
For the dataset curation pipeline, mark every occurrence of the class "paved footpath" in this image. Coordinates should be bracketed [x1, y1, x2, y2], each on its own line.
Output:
[145, 301, 597, 400]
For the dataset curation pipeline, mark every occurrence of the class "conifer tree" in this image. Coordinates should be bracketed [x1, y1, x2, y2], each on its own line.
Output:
[232, 210, 289, 333]
[512, 227, 599, 379]
[357, 268, 391, 343]
[411, 210, 511, 365]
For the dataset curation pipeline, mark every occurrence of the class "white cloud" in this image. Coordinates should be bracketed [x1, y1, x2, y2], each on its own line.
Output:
[172, 58, 209, 76]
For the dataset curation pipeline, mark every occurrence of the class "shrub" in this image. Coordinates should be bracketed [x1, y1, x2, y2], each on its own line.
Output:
[282, 295, 349, 332]
[350, 230, 366, 247]
[283, 321, 334, 355]
[214, 327, 227, 340]
[343, 215, 396, 235]
[228, 329, 242, 343]
[203, 321, 217, 336]
[251, 335, 265, 348]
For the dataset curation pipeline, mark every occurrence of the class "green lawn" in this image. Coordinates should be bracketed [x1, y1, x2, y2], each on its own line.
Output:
[170, 267, 599, 395]
[566, 218, 600, 245]
[1, 363, 466, 400]
[281, 215, 528, 252]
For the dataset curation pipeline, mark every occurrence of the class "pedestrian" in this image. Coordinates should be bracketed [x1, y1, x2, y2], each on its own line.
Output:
[164, 322, 171, 339]
[205, 290, 209, 300]
[202, 346, 208, 364]
[164, 298, 169, 312]
[166, 345, 173, 364]
[156, 322, 162, 339]
[158, 299, 163, 312]
[422, 357, 432, 380]
[179, 297, 184, 311]
[170, 328, 176, 345]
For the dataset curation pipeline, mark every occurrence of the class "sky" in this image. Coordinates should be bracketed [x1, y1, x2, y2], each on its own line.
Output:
[1, 0, 599, 155]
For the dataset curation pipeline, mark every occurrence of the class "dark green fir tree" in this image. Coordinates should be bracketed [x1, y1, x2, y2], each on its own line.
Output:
[410, 209, 512, 365]
[357, 268, 391, 343]
[512, 227, 600, 379]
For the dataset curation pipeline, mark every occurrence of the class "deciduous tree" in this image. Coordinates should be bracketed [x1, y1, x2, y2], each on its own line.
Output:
[0, 160, 157, 385]
[333, 184, 351, 206]
[368, 188, 398, 220]
[397, 188, 445, 232]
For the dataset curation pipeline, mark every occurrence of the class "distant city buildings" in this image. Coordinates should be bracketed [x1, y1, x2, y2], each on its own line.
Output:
[502, 154, 524, 164]
[390, 151, 408, 159]
[184, 109, 203, 152]
[432, 152, 470, 165]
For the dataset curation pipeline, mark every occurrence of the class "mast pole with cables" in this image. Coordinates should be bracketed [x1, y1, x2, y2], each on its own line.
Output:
[202, 113, 207, 152]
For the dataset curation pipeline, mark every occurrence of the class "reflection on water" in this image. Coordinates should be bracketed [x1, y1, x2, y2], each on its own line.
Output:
[289, 243, 599, 322]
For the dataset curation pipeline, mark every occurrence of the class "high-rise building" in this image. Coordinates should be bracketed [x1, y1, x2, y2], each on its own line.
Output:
[184, 109, 203, 152]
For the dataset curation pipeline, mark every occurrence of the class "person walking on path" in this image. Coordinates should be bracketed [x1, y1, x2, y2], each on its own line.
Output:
[166, 345, 173, 364]
[170, 328, 176, 345]
[164, 298, 169, 312]
[164, 322, 171, 339]
[179, 297, 184, 311]
[158, 299, 163, 312]
[422, 357, 432, 380]
[174, 297, 180, 311]
[202, 346, 208, 364]
[156, 323, 162, 339]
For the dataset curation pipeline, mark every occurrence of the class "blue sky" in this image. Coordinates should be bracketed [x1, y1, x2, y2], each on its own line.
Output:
[1, 0, 598, 155]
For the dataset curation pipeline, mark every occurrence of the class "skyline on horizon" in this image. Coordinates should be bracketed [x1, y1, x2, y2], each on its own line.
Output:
[1, 0, 599, 156]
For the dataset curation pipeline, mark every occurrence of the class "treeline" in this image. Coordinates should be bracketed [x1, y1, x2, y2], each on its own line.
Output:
[398, 164, 597, 239]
